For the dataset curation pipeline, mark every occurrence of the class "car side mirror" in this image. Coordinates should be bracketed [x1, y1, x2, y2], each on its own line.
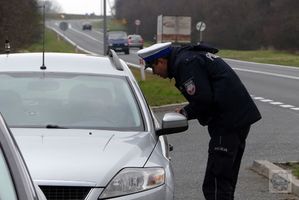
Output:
[156, 112, 188, 136]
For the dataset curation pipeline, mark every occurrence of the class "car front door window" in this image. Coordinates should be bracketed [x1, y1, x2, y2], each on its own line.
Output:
[0, 148, 17, 200]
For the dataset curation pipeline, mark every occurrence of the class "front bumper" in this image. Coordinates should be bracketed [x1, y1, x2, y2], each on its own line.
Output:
[89, 184, 173, 200]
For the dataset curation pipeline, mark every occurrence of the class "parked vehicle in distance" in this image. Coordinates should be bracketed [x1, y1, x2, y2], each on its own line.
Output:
[0, 113, 47, 200]
[82, 23, 92, 30]
[128, 34, 144, 49]
[107, 31, 130, 54]
[0, 51, 188, 200]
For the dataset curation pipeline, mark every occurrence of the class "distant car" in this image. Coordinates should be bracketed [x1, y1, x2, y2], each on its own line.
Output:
[0, 52, 188, 200]
[107, 31, 130, 54]
[0, 113, 46, 200]
[128, 34, 144, 49]
[82, 23, 92, 30]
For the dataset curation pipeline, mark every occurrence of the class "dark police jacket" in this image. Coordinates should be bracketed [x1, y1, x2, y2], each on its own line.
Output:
[168, 44, 261, 133]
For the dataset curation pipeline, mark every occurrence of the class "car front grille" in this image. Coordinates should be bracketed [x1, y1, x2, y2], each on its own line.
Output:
[112, 44, 124, 47]
[39, 186, 91, 200]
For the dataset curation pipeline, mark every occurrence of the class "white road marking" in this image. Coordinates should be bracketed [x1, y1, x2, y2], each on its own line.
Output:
[225, 58, 299, 70]
[69, 26, 100, 42]
[251, 95, 298, 112]
[94, 30, 103, 35]
[254, 97, 264, 100]
[233, 68, 299, 80]
[280, 105, 294, 108]
[46, 25, 99, 56]
[260, 99, 273, 102]
[270, 102, 283, 105]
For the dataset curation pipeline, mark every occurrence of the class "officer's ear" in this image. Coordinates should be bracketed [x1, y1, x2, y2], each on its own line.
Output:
[157, 58, 168, 66]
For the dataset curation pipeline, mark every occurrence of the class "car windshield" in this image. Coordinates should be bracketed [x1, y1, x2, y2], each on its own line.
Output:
[129, 35, 141, 40]
[0, 72, 144, 131]
[108, 32, 127, 39]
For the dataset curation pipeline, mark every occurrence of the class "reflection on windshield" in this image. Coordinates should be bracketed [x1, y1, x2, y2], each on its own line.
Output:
[0, 73, 144, 131]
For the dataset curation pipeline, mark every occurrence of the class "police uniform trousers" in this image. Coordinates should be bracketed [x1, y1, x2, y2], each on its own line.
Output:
[202, 126, 250, 200]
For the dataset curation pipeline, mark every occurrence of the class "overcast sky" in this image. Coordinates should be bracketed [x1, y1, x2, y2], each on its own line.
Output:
[54, 0, 113, 15]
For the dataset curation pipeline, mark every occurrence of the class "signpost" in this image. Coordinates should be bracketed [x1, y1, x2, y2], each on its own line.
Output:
[103, 0, 107, 55]
[135, 19, 141, 34]
[196, 21, 206, 43]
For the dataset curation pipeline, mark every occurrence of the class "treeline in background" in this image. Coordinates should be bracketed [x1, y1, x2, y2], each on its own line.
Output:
[115, 0, 299, 51]
[1, 0, 298, 52]
[0, 0, 42, 53]
[0, 0, 61, 53]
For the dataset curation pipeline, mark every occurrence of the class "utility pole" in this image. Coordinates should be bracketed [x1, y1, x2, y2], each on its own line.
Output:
[103, 0, 107, 55]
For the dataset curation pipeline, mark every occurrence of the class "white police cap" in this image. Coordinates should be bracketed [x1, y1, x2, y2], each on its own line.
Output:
[137, 42, 172, 68]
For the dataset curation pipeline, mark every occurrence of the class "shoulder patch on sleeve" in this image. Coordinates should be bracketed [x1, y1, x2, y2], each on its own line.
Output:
[205, 52, 219, 61]
[183, 79, 196, 96]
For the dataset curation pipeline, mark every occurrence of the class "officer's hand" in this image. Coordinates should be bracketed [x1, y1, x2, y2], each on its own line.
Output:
[175, 107, 181, 113]
[175, 107, 188, 118]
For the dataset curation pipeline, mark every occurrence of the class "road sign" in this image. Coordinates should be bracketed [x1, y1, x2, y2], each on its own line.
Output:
[135, 19, 141, 26]
[196, 21, 206, 32]
[59, 22, 68, 31]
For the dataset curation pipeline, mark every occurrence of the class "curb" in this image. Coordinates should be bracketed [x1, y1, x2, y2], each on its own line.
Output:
[151, 102, 188, 113]
[251, 160, 299, 196]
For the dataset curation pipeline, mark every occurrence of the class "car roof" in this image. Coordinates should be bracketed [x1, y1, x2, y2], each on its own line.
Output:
[128, 34, 142, 37]
[108, 31, 127, 35]
[0, 53, 127, 76]
[108, 31, 126, 33]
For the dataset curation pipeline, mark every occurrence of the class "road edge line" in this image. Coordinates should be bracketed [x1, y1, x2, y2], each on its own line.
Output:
[46, 25, 99, 56]
[225, 58, 299, 70]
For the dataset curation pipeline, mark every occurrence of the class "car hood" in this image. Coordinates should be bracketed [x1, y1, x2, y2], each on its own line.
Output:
[12, 128, 156, 187]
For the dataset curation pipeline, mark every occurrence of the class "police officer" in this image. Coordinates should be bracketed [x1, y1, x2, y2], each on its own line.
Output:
[138, 42, 261, 200]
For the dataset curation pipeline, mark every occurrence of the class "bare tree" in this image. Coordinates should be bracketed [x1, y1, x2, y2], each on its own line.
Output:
[43, 0, 62, 13]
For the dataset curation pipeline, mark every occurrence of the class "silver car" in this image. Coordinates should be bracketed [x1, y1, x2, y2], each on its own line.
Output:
[128, 34, 144, 49]
[0, 51, 188, 200]
[0, 113, 46, 200]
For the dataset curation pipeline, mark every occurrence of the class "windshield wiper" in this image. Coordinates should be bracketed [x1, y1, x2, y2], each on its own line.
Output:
[45, 124, 68, 129]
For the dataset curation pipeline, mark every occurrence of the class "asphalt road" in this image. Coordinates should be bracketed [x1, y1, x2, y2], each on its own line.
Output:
[47, 19, 105, 55]
[48, 19, 299, 200]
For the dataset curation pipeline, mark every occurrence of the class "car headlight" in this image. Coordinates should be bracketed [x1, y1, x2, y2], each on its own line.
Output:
[99, 167, 165, 199]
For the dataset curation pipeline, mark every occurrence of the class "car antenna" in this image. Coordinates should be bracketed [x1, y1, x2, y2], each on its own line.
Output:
[40, 1, 46, 70]
[4, 23, 10, 56]
[4, 39, 10, 55]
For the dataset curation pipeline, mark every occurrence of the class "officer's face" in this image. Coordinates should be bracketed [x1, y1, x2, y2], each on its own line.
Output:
[152, 58, 168, 78]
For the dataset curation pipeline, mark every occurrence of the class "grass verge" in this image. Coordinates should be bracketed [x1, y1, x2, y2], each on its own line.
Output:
[130, 68, 185, 106]
[294, 166, 299, 178]
[288, 163, 299, 179]
[26, 29, 77, 53]
[277, 162, 299, 179]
